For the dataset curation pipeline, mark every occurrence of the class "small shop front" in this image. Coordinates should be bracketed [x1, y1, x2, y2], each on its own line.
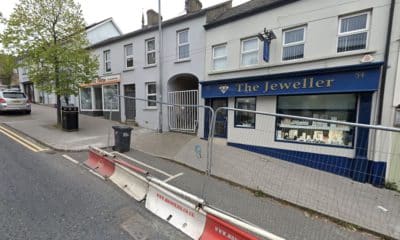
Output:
[201, 63, 386, 185]
[79, 74, 121, 121]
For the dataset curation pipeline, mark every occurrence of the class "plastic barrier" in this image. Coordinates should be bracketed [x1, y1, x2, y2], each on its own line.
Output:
[145, 182, 206, 239]
[200, 213, 259, 240]
[84, 148, 115, 178]
[109, 163, 149, 201]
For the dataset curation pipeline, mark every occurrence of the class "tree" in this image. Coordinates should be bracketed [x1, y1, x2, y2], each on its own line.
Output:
[1, 0, 98, 125]
[0, 54, 17, 86]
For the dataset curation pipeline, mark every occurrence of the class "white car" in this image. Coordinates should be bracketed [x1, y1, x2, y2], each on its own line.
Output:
[0, 90, 31, 114]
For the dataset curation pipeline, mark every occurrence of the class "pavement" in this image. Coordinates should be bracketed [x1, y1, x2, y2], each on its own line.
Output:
[1, 104, 400, 239]
[0, 128, 189, 240]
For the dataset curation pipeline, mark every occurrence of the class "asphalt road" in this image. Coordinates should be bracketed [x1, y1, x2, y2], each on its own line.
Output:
[0, 131, 189, 240]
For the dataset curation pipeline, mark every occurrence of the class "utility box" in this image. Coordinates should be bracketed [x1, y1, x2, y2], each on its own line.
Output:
[112, 126, 132, 153]
[62, 106, 79, 131]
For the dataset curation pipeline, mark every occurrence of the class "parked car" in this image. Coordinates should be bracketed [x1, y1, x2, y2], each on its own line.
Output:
[0, 90, 31, 114]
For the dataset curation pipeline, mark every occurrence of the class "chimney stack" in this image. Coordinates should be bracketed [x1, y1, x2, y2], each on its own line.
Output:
[146, 9, 160, 26]
[185, 0, 202, 14]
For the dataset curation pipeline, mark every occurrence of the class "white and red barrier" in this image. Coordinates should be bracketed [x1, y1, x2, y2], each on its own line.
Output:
[85, 146, 285, 240]
[145, 182, 207, 239]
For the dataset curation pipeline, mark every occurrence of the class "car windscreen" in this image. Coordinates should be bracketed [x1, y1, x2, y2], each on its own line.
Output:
[3, 92, 26, 99]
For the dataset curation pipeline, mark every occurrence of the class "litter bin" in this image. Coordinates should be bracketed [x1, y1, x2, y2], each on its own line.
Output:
[112, 126, 132, 153]
[62, 106, 79, 131]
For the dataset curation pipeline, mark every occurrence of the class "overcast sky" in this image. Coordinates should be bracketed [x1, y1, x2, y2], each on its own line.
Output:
[1, 0, 249, 34]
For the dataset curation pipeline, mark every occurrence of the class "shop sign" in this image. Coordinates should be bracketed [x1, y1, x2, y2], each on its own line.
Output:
[96, 74, 120, 83]
[201, 65, 381, 98]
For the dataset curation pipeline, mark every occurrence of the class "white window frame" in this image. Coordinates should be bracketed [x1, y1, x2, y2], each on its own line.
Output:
[124, 44, 134, 69]
[145, 38, 156, 66]
[177, 29, 190, 60]
[102, 84, 119, 112]
[282, 26, 306, 61]
[240, 37, 259, 67]
[145, 82, 157, 109]
[103, 50, 111, 73]
[212, 44, 227, 71]
[337, 12, 370, 52]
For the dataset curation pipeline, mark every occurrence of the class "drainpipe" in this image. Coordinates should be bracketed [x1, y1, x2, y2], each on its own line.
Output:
[377, 0, 395, 124]
[158, 0, 163, 133]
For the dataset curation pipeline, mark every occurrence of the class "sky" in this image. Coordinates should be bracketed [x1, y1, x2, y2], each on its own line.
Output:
[1, 0, 249, 34]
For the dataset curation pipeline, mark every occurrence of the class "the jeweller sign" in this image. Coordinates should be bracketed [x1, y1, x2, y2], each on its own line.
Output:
[201, 64, 381, 98]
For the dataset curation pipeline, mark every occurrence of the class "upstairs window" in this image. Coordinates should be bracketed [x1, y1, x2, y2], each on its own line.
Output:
[282, 27, 305, 61]
[103, 50, 111, 73]
[338, 12, 369, 52]
[124, 44, 134, 69]
[212, 44, 227, 71]
[241, 37, 259, 66]
[177, 29, 190, 60]
[145, 38, 156, 66]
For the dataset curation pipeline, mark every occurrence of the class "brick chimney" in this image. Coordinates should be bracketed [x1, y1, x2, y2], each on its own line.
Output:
[146, 9, 160, 26]
[185, 0, 202, 14]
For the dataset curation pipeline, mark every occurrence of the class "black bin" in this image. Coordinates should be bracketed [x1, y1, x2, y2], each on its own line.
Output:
[112, 126, 132, 153]
[62, 106, 79, 131]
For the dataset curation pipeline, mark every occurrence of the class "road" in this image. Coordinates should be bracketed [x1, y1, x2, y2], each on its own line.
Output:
[0, 128, 188, 240]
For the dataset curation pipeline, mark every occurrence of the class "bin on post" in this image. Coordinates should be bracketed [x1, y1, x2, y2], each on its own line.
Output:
[62, 106, 79, 131]
[112, 126, 132, 153]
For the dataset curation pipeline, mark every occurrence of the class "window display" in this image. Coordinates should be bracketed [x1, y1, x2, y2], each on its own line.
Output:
[276, 94, 357, 147]
[80, 88, 92, 110]
[235, 97, 256, 128]
[103, 84, 119, 111]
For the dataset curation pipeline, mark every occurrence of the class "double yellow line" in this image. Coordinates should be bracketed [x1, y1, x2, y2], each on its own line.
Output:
[0, 125, 48, 152]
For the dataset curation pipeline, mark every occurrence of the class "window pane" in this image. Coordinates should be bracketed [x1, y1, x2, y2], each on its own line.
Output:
[213, 45, 226, 58]
[80, 88, 92, 109]
[125, 44, 133, 56]
[147, 52, 156, 65]
[241, 52, 258, 66]
[337, 32, 367, 52]
[276, 94, 357, 147]
[106, 62, 111, 72]
[3, 92, 26, 98]
[179, 45, 190, 59]
[284, 28, 304, 44]
[147, 39, 155, 51]
[213, 58, 227, 70]
[340, 14, 367, 33]
[242, 39, 258, 52]
[126, 57, 134, 68]
[235, 97, 256, 128]
[178, 30, 188, 44]
[283, 44, 304, 60]
[103, 85, 118, 110]
[104, 51, 110, 60]
[147, 95, 157, 106]
[147, 83, 156, 94]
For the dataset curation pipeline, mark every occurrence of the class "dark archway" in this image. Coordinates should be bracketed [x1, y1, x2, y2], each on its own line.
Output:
[167, 73, 198, 92]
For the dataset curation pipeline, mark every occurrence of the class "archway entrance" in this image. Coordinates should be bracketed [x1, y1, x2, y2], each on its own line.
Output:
[167, 74, 199, 133]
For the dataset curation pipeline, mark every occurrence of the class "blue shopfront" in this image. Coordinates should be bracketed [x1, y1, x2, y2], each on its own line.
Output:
[201, 63, 386, 186]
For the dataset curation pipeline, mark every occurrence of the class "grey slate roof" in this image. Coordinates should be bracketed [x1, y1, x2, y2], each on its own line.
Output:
[88, 1, 231, 49]
[204, 0, 300, 29]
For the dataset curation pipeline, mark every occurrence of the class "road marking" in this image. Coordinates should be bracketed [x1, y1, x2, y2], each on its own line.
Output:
[62, 154, 79, 164]
[163, 172, 184, 183]
[111, 151, 173, 178]
[0, 125, 48, 152]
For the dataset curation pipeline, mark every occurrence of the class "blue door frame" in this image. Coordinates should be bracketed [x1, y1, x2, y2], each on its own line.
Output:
[204, 98, 228, 138]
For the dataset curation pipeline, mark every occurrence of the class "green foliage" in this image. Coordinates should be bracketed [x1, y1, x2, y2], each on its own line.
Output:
[0, 54, 17, 86]
[1, 0, 98, 97]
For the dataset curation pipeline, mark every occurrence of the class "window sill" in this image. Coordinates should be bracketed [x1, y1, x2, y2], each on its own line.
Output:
[143, 107, 158, 111]
[144, 64, 157, 69]
[123, 67, 135, 72]
[174, 58, 191, 64]
[208, 49, 377, 76]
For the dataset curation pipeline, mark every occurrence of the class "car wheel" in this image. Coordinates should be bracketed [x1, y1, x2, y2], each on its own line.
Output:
[26, 110, 31, 115]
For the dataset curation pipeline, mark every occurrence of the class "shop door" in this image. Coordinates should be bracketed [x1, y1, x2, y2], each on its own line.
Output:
[124, 84, 136, 120]
[211, 98, 228, 138]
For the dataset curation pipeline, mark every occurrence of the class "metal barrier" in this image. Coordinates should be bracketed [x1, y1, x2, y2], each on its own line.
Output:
[204, 106, 400, 239]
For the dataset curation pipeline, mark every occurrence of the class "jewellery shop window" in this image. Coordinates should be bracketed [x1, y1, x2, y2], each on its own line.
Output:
[276, 94, 357, 147]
